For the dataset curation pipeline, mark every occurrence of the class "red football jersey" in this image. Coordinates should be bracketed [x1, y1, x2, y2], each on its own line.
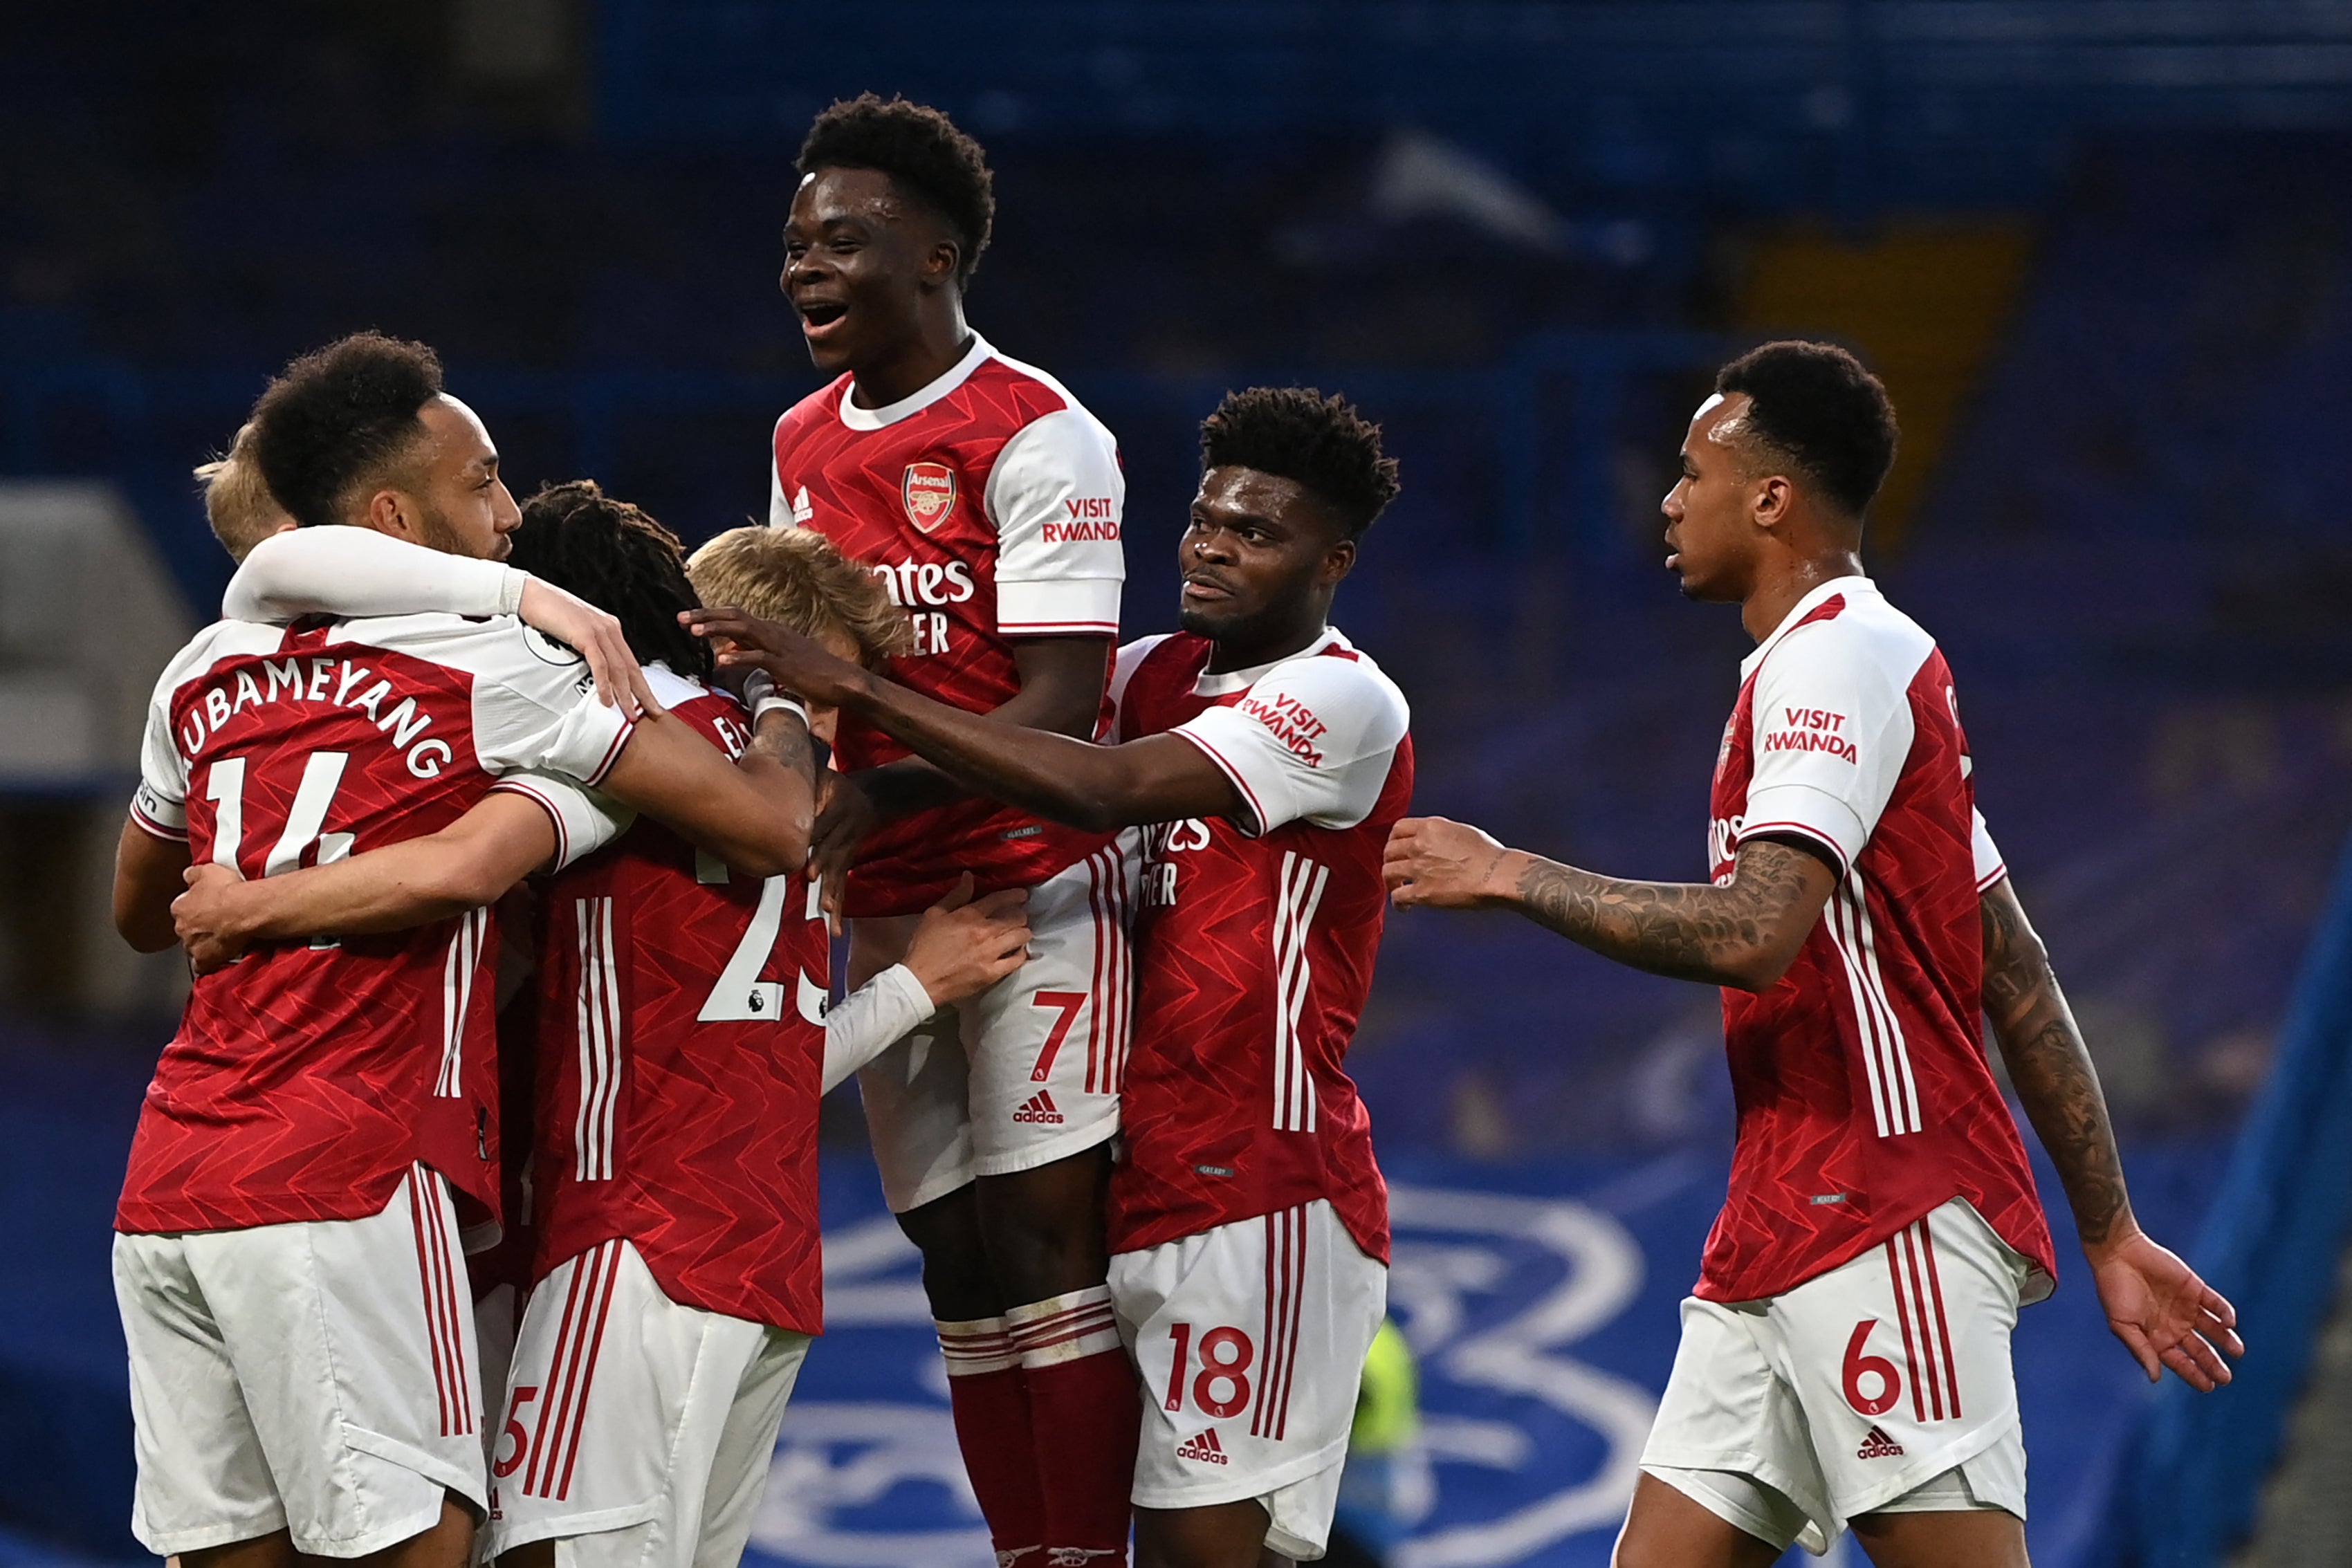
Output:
[769, 333, 1125, 916]
[528, 671, 829, 1334]
[1108, 630, 1411, 1262]
[1702, 577, 2057, 1304]
[119, 614, 632, 1235]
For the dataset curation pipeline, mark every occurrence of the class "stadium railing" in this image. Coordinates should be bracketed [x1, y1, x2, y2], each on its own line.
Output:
[2120, 828, 2352, 1563]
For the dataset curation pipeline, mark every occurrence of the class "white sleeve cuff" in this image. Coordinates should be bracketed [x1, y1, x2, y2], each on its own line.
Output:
[488, 773, 634, 871]
[996, 576, 1121, 636]
[129, 781, 187, 840]
[823, 963, 937, 1094]
[1738, 782, 1866, 876]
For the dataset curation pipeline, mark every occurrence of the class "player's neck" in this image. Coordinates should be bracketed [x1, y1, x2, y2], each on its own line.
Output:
[847, 307, 974, 410]
[1204, 610, 1330, 674]
[1740, 548, 1865, 643]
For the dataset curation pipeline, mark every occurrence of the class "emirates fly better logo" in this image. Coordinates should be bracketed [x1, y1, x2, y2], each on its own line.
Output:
[901, 462, 958, 533]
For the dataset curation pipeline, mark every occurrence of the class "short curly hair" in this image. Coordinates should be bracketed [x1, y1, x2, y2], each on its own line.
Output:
[1199, 387, 1402, 538]
[511, 480, 711, 682]
[687, 526, 913, 665]
[798, 94, 995, 286]
[248, 332, 444, 531]
[1714, 341, 1900, 519]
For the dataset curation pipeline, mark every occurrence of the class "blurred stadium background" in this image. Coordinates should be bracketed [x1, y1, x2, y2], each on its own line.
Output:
[4, 3, 2352, 1563]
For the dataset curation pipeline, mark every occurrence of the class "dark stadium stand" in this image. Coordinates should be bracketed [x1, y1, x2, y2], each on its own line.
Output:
[5, 4, 2352, 1564]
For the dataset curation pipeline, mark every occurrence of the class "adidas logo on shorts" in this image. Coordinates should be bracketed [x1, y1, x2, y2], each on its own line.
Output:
[1857, 1426, 1906, 1459]
[1013, 1090, 1066, 1125]
[1175, 1428, 1229, 1465]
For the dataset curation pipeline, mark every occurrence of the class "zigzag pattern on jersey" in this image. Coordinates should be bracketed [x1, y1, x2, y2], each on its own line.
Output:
[1103, 631, 1407, 1265]
[1700, 622, 2056, 1304]
[769, 354, 1114, 915]
[530, 689, 829, 1336]
[118, 632, 519, 1235]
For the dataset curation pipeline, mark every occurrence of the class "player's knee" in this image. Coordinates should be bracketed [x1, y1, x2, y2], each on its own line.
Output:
[897, 1186, 1000, 1318]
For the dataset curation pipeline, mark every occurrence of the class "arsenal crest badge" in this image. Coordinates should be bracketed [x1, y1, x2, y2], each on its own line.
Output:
[901, 462, 957, 533]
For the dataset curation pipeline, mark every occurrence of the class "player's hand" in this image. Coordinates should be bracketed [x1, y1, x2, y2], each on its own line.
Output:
[2087, 1228, 2243, 1392]
[903, 874, 1031, 1006]
[172, 863, 258, 975]
[683, 607, 863, 708]
[1384, 816, 1520, 910]
[518, 577, 661, 717]
[808, 771, 879, 934]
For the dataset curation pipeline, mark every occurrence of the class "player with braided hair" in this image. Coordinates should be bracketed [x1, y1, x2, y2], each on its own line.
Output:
[173, 476, 1033, 1568]
[697, 385, 1411, 1568]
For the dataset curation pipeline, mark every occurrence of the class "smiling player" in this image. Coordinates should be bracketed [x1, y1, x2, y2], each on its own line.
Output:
[694, 386, 1409, 1568]
[766, 94, 1136, 1567]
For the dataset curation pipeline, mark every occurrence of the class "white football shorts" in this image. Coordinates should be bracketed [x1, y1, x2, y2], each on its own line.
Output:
[1640, 1197, 2032, 1555]
[856, 833, 1139, 1212]
[1110, 1199, 1388, 1562]
[113, 1163, 486, 1558]
[484, 1239, 809, 1568]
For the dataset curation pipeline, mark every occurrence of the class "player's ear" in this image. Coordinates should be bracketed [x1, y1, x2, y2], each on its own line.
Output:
[362, 486, 415, 542]
[1751, 473, 1794, 533]
[1320, 536, 1357, 587]
[923, 239, 962, 290]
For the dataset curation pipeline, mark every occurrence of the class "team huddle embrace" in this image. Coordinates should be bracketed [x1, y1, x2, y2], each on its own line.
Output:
[109, 95, 2239, 1568]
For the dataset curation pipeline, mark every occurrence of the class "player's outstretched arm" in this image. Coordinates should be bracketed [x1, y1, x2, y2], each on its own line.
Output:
[598, 705, 816, 878]
[169, 791, 558, 973]
[686, 609, 1242, 832]
[791, 632, 1110, 904]
[821, 874, 1032, 1094]
[1980, 875, 2243, 1390]
[113, 817, 192, 952]
[1383, 816, 1837, 992]
[223, 526, 659, 715]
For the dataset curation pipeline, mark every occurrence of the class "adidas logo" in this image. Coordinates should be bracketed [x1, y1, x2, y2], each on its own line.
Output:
[1013, 1090, 1066, 1125]
[789, 485, 814, 527]
[1857, 1426, 1906, 1459]
[1175, 1428, 1229, 1465]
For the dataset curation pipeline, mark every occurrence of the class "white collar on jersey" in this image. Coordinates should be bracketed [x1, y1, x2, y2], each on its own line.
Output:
[835, 333, 996, 432]
[1740, 573, 1878, 681]
[1192, 626, 1345, 697]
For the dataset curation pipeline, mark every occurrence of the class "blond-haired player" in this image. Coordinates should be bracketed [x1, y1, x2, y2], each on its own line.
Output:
[193, 423, 293, 563]
[172, 496, 1027, 1568]
[686, 524, 913, 755]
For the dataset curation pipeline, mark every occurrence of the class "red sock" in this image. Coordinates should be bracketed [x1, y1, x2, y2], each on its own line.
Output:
[939, 1316, 1047, 1567]
[1007, 1286, 1141, 1567]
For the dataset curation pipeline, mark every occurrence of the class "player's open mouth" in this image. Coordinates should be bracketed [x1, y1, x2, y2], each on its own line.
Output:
[798, 299, 849, 338]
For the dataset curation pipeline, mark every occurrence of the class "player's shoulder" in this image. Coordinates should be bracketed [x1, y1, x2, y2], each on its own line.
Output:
[337, 612, 594, 701]
[1251, 629, 1411, 741]
[971, 345, 1118, 448]
[156, 620, 288, 694]
[651, 665, 753, 740]
[773, 376, 854, 441]
[1760, 579, 1936, 685]
[1282, 629, 1408, 710]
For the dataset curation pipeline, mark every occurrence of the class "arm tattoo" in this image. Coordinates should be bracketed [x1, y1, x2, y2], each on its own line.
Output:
[1980, 880, 2135, 1247]
[748, 710, 818, 789]
[1509, 839, 1828, 988]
